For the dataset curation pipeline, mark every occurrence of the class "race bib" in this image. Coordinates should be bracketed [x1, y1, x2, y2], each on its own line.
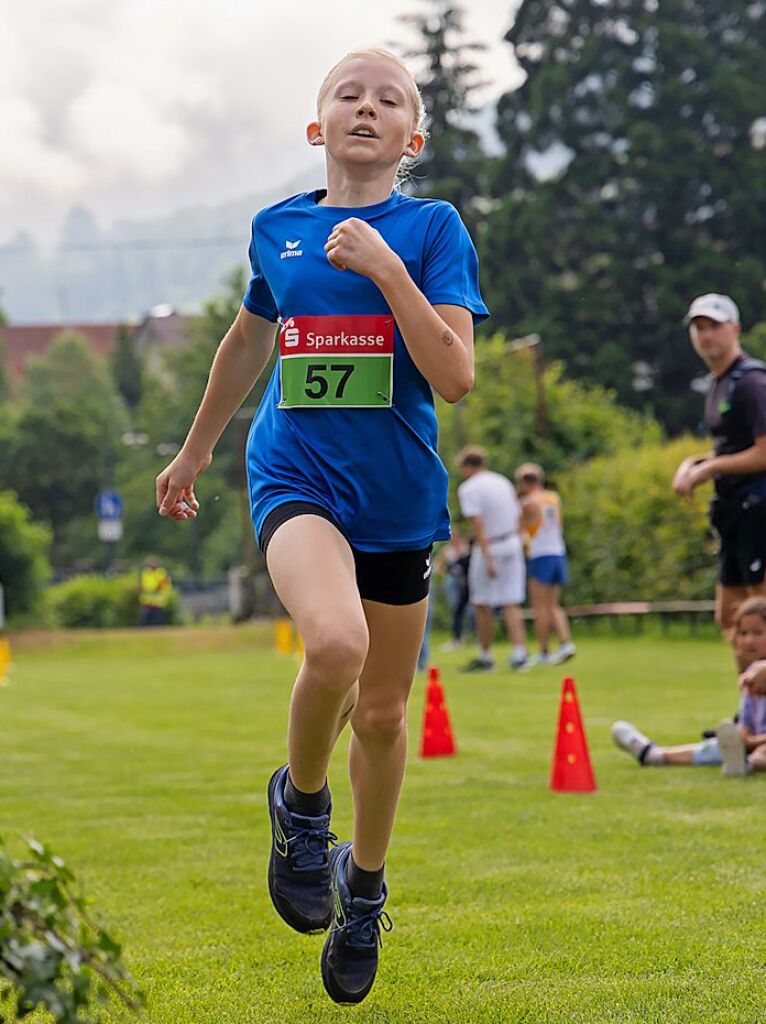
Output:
[278, 315, 394, 409]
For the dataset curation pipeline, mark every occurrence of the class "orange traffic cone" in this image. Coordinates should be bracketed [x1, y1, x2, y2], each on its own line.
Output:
[550, 676, 596, 793]
[420, 666, 456, 758]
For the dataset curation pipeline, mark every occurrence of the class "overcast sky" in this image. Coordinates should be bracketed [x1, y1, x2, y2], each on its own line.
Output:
[0, 0, 522, 248]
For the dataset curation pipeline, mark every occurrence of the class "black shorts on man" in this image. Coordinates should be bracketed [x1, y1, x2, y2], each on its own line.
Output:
[259, 501, 431, 605]
[711, 487, 766, 587]
[705, 354, 766, 587]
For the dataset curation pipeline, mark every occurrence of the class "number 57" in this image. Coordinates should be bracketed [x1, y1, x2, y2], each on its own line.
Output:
[304, 363, 355, 400]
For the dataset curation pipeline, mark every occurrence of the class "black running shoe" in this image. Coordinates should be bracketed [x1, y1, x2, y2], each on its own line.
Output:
[267, 765, 337, 934]
[321, 843, 392, 1004]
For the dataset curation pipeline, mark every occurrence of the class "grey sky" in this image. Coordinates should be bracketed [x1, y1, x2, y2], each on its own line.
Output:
[0, 0, 522, 247]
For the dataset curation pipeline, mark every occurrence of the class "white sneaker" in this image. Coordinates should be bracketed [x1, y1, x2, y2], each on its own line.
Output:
[611, 721, 652, 763]
[440, 639, 464, 653]
[716, 720, 748, 777]
[549, 642, 577, 665]
[526, 652, 552, 668]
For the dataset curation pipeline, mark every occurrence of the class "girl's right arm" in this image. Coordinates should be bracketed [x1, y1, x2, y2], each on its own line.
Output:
[156, 306, 278, 521]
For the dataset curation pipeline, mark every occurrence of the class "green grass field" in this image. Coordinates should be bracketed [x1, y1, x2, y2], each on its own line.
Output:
[2, 627, 765, 1024]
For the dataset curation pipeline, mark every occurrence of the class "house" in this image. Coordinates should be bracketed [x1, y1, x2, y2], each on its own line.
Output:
[1, 306, 201, 383]
[1, 323, 124, 382]
[131, 306, 201, 379]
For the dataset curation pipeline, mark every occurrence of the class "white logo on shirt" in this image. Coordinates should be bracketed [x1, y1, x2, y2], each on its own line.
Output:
[751, 559, 762, 573]
[280, 318, 300, 348]
[281, 239, 303, 259]
[423, 554, 432, 580]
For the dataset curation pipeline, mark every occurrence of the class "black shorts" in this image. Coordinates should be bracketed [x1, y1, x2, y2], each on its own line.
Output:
[711, 493, 766, 587]
[259, 501, 431, 606]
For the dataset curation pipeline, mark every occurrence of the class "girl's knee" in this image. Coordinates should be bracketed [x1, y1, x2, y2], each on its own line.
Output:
[303, 623, 368, 685]
[351, 701, 407, 745]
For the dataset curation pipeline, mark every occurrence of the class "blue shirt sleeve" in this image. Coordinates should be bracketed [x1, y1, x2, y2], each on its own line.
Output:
[420, 204, 490, 324]
[243, 215, 279, 322]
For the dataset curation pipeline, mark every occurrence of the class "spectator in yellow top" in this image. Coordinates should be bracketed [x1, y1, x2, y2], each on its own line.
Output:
[139, 557, 173, 627]
[515, 463, 575, 667]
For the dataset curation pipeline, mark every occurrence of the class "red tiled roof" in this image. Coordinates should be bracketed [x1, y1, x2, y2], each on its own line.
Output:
[1, 324, 126, 380]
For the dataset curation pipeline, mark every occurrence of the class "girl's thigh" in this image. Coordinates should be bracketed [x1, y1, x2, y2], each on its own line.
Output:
[266, 514, 367, 646]
[359, 598, 429, 706]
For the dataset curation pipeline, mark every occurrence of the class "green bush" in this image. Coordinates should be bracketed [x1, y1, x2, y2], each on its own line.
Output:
[558, 437, 717, 604]
[438, 334, 663, 491]
[47, 573, 180, 629]
[0, 835, 143, 1023]
[0, 491, 51, 621]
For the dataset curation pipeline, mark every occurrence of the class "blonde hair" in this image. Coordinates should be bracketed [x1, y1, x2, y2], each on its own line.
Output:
[735, 596, 766, 627]
[515, 462, 546, 484]
[317, 49, 425, 131]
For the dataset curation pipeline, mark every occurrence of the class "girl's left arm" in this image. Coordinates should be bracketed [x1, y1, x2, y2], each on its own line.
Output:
[374, 263, 474, 404]
[325, 218, 474, 403]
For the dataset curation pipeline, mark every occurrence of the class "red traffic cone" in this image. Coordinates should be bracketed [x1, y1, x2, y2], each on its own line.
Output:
[420, 666, 456, 757]
[550, 676, 596, 793]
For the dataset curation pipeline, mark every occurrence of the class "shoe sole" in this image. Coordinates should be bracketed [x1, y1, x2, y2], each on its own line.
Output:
[717, 722, 747, 777]
[267, 768, 333, 935]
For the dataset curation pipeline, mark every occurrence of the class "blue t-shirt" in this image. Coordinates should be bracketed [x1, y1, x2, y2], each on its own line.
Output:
[243, 188, 489, 552]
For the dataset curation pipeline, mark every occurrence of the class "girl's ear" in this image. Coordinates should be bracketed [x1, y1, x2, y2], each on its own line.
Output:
[306, 122, 324, 146]
[403, 130, 425, 159]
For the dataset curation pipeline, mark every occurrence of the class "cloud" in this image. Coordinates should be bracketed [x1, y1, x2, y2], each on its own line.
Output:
[0, 95, 86, 193]
[0, 0, 520, 244]
[66, 82, 195, 184]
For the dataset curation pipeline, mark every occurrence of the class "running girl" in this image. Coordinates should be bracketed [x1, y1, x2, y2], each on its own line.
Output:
[155, 48, 488, 1004]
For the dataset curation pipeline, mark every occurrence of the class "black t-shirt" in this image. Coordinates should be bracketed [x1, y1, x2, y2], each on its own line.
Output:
[705, 353, 766, 498]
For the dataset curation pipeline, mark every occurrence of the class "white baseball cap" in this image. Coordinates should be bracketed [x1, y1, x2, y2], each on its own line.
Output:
[684, 293, 740, 325]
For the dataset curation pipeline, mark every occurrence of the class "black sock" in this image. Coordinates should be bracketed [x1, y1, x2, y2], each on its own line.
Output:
[346, 854, 384, 900]
[283, 774, 330, 817]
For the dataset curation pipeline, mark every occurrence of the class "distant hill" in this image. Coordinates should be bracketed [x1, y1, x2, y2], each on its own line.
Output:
[0, 168, 319, 324]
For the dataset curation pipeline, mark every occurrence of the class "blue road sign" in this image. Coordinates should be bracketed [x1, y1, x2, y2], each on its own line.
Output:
[95, 489, 124, 521]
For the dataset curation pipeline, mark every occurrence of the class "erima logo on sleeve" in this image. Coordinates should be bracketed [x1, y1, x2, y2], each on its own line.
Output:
[281, 239, 303, 259]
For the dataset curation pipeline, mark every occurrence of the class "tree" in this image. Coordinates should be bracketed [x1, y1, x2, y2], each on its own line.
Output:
[743, 321, 766, 363]
[116, 268, 264, 577]
[111, 322, 143, 410]
[397, 1, 489, 232]
[0, 490, 51, 619]
[484, 0, 766, 432]
[0, 293, 8, 402]
[437, 332, 662, 506]
[3, 334, 127, 554]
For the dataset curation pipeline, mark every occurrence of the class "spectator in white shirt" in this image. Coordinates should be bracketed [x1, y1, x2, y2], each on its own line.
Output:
[457, 447, 528, 671]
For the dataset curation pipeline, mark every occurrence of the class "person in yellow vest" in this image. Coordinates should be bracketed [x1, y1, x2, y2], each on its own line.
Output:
[515, 463, 576, 666]
[138, 557, 173, 626]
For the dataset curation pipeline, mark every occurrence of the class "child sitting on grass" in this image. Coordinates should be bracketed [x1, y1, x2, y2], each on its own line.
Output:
[612, 595, 766, 777]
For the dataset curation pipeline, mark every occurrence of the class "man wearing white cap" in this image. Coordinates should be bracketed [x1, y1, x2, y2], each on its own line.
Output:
[673, 293, 766, 640]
